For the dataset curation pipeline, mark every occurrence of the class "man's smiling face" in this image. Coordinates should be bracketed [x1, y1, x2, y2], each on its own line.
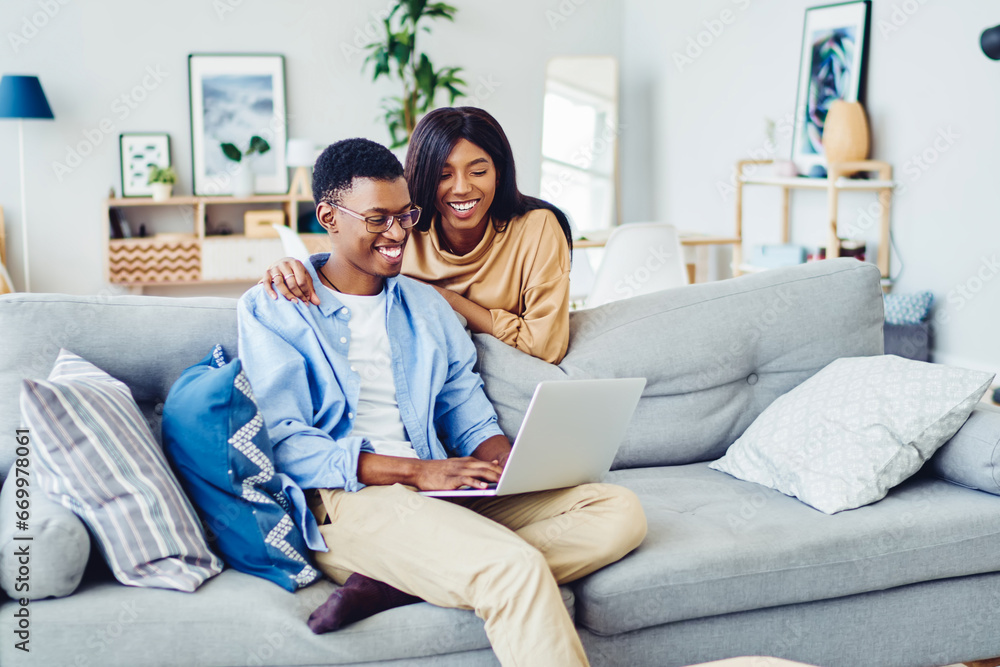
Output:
[319, 176, 413, 295]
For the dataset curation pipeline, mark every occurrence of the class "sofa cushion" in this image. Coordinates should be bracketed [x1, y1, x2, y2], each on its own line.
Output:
[709, 355, 994, 513]
[0, 569, 574, 666]
[0, 474, 90, 600]
[474, 259, 885, 469]
[162, 344, 321, 591]
[573, 463, 1000, 636]
[20, 350, 223, 592]
[931, 403, 1000, 495]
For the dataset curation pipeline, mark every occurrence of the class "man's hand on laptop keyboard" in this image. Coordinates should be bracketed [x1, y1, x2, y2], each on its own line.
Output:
[411, 456, 504, 491]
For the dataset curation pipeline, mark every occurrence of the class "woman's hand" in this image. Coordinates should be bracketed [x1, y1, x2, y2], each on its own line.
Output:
[259, 257, 319, 305]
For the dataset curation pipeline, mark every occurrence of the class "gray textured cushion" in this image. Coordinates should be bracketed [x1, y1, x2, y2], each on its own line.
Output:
[931, 403, 1000, 495]
[0, 476, 90, 600]
[573, 463, 1000, 636]
[475, 259, 885, 469]
[0, 569, 572, 666]
[710, 355, 994, 513]
[0, 294, 240, 483]
[21, 350, 223, 591]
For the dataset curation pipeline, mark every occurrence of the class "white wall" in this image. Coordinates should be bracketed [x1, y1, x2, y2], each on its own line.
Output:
[0, 0, 622, 298]
[4, 0, 997, 373]
[621, 0, 1000, 373]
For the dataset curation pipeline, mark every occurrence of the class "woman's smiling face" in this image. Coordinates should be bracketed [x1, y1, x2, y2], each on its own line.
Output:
[435, 138, 497, 236]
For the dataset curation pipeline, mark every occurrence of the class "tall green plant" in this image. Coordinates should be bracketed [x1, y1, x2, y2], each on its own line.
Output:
[364, 0, 467, 148]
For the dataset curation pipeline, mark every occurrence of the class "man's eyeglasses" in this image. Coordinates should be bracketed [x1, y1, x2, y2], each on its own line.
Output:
[332, 203, 422, 234]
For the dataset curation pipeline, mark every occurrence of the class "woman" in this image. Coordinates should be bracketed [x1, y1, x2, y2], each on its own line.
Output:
[263, 106, 574, 364]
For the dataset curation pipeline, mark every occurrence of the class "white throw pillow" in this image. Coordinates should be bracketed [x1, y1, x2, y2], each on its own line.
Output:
[709, 355, 994, 514]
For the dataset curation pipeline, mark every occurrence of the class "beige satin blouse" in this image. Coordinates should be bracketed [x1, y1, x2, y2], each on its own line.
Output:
[403, 208, 571, 364]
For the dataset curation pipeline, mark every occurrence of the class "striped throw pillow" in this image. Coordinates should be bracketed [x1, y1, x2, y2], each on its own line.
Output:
[20, 350, 222, 592]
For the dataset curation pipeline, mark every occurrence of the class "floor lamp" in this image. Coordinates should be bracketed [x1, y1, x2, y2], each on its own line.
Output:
[0, 75, 55, 292]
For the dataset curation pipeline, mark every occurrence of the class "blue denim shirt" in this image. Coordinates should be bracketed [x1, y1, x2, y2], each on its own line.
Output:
[237, 254, 504, 550]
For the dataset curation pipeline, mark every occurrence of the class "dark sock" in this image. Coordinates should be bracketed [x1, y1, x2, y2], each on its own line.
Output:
[308, 573, 422, 634]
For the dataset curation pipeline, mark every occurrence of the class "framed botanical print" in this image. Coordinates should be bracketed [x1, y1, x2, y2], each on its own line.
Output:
[790, 1, 871, 176]
[188, 54, 288, 196]
[120, 133, 171, 197]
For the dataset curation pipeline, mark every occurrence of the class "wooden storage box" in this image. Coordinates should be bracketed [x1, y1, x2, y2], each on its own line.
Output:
[244, 210, 285, 238]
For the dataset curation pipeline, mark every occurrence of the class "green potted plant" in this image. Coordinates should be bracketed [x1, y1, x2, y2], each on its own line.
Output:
[220, 135, 271, 197]
[363, 0, 467, 148]
[147, 165, 177, 202]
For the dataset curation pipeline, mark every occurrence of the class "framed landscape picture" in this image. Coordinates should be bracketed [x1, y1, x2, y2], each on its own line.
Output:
[790, 1, 871, 176]
[188, 53, 288, 196]
[120, 133, 170, 197]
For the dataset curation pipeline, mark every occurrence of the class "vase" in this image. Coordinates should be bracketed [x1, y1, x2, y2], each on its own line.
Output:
[151, 183, 173, 202]
[232, 163, 255, 198]
[822, 100, 870, 165]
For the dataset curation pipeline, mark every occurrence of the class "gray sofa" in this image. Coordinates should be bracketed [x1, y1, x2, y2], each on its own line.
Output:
[2, 258, 1000, 667]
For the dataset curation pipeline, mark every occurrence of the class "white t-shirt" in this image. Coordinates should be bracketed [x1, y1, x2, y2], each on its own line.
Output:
[323, 285, 417, 459]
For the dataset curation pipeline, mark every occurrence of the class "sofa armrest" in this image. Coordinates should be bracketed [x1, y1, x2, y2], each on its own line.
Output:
[930, 402, 1000, 495]
[0, 477, 91, 600]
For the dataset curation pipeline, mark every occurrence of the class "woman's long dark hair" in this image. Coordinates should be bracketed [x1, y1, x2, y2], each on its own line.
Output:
[405, 106, 573, 252]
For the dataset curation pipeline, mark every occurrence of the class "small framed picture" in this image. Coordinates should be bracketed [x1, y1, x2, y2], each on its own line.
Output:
[120, 133, 171, 197]
[790, 1, 871, 175]
[188, 53, 288, 196]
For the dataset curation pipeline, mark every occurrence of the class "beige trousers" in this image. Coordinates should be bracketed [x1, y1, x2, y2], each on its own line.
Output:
[309, 482, 647, 667]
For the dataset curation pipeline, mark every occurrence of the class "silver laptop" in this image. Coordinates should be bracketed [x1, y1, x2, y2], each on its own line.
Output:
[421, 377, 646, 498]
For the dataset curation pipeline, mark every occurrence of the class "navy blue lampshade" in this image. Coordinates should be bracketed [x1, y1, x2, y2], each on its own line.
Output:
[0, 75, 54, 119]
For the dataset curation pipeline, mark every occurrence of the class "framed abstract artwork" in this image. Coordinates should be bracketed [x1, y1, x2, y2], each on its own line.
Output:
[790, 1, 871, 176]
[188, 54, 288, 196]
[120, 133, 171, 197]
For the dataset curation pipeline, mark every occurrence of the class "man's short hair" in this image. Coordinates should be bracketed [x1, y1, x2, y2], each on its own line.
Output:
[312, 138, 404, 207]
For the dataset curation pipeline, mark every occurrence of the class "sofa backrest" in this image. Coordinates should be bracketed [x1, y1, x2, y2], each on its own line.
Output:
[0, 294, 239, 482]
[473, 258, 885, 469]
[0, 259, 884, 482]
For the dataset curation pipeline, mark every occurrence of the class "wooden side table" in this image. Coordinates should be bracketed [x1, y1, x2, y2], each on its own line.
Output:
[573, 228, 742, 284]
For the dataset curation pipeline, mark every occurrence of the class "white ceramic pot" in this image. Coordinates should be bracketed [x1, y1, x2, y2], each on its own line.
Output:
[151, 183, 173, 202]
[232, 163, 255, 198]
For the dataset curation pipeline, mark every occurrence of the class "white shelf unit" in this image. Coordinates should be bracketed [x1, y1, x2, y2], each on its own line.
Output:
[733, 159, 895, 281]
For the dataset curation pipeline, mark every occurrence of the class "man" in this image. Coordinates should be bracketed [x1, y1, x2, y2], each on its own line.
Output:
[238, 138, 647, 666]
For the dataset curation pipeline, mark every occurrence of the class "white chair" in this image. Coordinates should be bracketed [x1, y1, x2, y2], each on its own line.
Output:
[272, 223, 312, 262]
[584, 223, 688, 309]
[568, 248, 597, 308]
